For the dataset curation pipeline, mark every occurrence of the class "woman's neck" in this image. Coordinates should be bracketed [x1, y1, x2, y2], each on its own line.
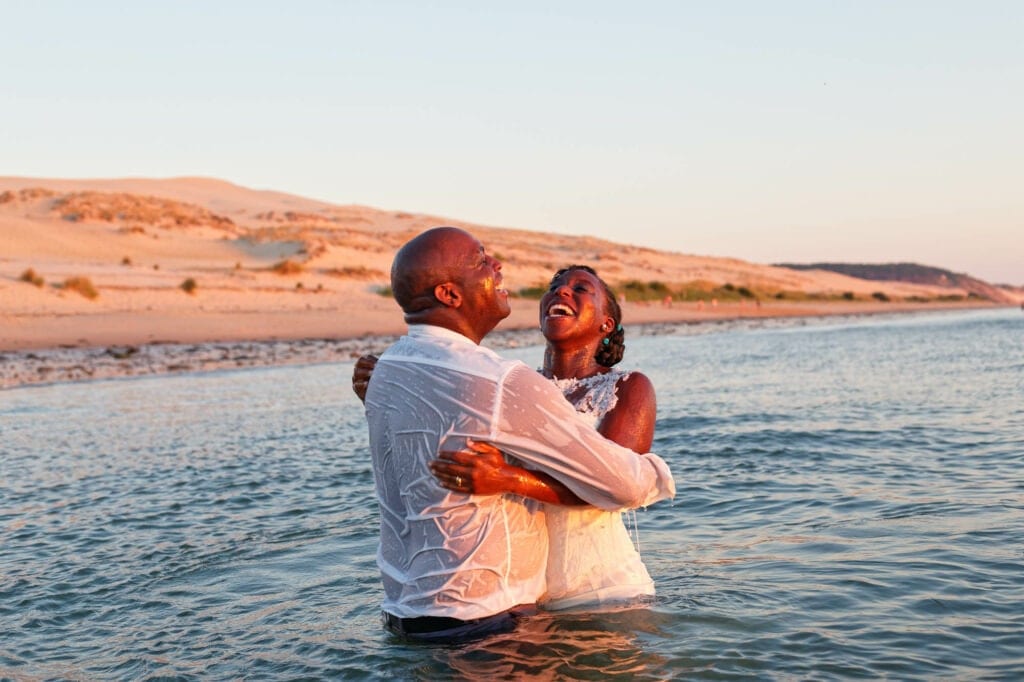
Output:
[543, 343, 605, 380]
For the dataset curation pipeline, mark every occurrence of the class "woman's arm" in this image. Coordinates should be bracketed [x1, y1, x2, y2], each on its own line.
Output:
[431, 440, 586, 505]
[595, 372, 657, 453]
[351, 354, 378, 402]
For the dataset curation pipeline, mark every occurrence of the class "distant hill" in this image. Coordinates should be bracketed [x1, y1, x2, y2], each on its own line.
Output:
[775, 262, 1012, 303]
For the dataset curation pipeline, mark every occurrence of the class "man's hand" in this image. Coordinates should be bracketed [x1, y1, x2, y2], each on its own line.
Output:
[351, 354, 378, 403]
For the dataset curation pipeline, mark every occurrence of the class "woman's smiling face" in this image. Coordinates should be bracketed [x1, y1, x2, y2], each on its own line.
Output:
[539, 268, 613, 343]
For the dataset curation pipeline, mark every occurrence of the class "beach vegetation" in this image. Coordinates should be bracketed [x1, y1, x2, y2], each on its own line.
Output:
[376, 285, 393, 298]
[272, 259, 304, 275]
[122, 256, 132, 266]
[620, 279, 671, 300]
[53, 191, 234, 229]
[872, 291, 890, 302]
[60, 276, 99, 300]
[770, 290, 837, 302]
[515, 285, 548, 299]
[842, 291, 856, 301]
[324, 266, 386, 279]
[1, 188, 55, 204]
[616, 279, 768, 304]
[19, 268, 45, 287]
[181, 278, 198, 295]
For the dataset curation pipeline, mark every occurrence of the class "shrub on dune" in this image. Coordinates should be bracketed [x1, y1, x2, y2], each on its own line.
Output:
[272, 259, 303, 275]
[20, 268, 45, 287]
[61, 276, 99, 300]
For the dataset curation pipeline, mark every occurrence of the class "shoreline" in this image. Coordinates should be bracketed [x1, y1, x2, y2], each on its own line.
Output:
[0, 300, 1007, 390]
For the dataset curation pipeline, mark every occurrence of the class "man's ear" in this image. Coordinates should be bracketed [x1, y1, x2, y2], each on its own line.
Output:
[434, 282, 463, 308]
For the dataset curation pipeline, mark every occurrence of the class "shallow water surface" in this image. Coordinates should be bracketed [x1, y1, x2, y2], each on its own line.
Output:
[2, 308, 1022, 679]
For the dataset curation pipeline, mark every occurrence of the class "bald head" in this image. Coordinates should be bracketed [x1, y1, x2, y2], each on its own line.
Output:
[389, 226, 510, 343]
[391, 227, 475, 314]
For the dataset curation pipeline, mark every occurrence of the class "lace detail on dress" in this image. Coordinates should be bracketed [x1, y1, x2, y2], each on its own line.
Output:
[549, 370, 629, 427]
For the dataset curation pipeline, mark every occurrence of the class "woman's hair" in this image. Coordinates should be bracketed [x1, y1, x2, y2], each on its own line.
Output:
[549, 265, 625, 367]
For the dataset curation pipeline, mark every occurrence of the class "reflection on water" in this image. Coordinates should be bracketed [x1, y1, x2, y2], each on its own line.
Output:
[421, 608, 671, 681]
[2, 308, 1023, 679]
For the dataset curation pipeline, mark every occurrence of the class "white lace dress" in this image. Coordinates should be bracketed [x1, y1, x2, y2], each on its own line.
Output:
[541, 369, 656, 610]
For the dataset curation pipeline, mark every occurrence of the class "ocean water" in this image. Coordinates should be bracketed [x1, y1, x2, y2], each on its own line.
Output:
[2, 308, 1022, 680]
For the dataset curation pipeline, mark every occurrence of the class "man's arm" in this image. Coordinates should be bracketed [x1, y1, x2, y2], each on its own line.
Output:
[482, 364, 675, 511]
[355, 354, 671, 509]
[432, 373, 657, 506]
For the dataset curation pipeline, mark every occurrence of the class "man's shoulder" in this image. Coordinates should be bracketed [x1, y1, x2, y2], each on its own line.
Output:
[382, 332, 529, 379]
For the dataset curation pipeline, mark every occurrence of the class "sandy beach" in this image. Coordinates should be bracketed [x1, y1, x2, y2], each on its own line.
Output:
[0, 297, 1004, 390]
[2, 176, 1019, 389]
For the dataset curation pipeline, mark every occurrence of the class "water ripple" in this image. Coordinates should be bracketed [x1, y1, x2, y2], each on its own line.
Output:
[2, 309, 1023, 679]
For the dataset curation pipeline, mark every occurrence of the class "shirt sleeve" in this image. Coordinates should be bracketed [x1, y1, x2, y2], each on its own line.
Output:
[484, 363, 676, 511]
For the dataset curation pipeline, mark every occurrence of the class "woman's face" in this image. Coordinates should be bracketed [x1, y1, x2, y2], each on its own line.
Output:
[539, 269, 613, 344]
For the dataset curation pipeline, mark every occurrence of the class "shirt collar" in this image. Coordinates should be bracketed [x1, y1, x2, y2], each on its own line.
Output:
[407, 324, 480, 347]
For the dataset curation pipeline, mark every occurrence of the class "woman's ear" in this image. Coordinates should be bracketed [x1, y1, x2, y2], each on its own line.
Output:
[602, 315, 615, 333]
[434, 282, 463, 308]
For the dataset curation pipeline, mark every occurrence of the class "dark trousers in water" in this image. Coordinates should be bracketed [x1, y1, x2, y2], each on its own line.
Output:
[382, 605, 537, 644]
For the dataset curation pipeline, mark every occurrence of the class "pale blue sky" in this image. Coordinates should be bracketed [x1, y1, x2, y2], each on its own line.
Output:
[3, 1, 1022, 283]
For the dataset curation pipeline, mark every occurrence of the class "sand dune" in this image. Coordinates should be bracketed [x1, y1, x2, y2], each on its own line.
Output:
[1, 176, 1017, 356]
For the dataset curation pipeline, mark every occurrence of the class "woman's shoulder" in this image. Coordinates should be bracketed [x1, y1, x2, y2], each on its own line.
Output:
[615, 369, 654, 390]
[613, 370, 656, 405]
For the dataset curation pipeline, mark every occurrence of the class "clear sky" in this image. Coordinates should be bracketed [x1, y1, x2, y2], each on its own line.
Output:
[3, 1, 1022, 284]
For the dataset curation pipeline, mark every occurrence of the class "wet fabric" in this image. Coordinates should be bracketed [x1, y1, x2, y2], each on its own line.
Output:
[364, 324, 675, 621]
[543, 370, 656, 610]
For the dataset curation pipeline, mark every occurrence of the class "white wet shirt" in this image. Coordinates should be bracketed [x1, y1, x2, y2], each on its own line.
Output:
[364, 324, 676, 620]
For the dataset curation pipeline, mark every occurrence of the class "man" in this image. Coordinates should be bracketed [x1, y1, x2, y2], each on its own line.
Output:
[359, 226, 675, 642]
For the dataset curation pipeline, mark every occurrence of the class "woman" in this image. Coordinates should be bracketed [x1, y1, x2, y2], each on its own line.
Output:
[353, 265, 658, 609]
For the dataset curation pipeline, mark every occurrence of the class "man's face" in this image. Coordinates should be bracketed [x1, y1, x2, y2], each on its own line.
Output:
[458, 237, 511, 326]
